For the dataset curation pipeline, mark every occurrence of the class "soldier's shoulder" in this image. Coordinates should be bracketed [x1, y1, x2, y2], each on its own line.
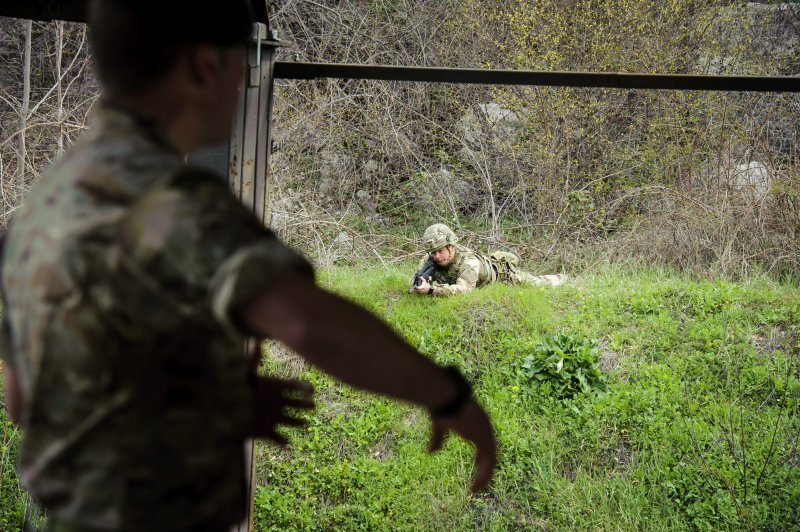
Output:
[130, 166, 235, 217]
[455, 245, 480, 260]
[456, 244, 476, 253]
[120, 166, 266, 263]
[460, 256, 482, 271]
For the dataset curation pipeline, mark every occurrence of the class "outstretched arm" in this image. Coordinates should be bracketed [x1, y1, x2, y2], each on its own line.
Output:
[237, 272, 496, 492]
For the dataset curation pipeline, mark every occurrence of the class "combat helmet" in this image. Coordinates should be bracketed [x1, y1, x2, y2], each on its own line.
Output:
[422, 223, 458, 253]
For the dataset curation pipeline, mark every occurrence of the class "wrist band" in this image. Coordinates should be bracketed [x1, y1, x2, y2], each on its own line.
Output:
[430, 365, 472, 417]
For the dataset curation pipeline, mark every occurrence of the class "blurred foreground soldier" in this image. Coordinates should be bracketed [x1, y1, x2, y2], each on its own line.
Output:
[411, 224, 566, 296]
[0, 2, 495, 530]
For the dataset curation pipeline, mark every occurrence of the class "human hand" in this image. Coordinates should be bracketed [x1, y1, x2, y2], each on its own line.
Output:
[251, 376, 315, 444]
[428, 399, 497, 493]
[412, 277, 431, 294]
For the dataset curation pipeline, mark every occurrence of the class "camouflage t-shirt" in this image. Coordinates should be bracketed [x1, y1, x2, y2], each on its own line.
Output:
[415, 245, 495, 296]
[0, 104, 313, 530]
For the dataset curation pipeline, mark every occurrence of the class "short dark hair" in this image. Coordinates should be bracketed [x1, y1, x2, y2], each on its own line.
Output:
[89, 0, 253, 95]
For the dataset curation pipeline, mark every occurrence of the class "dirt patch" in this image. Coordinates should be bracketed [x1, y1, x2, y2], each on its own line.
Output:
[607, 433, 634, 476]
[369, 432, 394, 461]
[598, 337, 621, 372]
[402, 410, 421, 427]
[751, 325, 788, 358]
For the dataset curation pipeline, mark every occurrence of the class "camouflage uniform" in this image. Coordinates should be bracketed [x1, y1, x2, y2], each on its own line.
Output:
[0, 103, 313, 530]
[415, 245, 495, 296]
[415, 247, 563, 296]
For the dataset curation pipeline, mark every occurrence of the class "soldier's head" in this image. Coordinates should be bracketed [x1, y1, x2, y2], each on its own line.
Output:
[88, 0, 253, 147]
[422, 224, 458, 266]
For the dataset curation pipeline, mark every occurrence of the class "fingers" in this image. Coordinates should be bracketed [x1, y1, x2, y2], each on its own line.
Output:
[431, 400, 498, 493]
[265, 412, 309, 447]
[282, 397, 315, 410]
[285, 379, 314, 393]
[470, 444, 497, 494]
[428, 422, 446, 453]
[428, 419, 495, 493]
[276, 414, 309, 428]
[265, 377, 314, 394]
[267, 431, 289, 446]
[258, 412, 309, 444]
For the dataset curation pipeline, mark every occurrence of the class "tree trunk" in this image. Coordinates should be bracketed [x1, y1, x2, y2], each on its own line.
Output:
[17, 19, 32, 196]
[56, 20, 64, 156]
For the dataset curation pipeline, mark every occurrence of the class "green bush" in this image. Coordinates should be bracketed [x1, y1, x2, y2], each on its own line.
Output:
[520, 332, 609, 399]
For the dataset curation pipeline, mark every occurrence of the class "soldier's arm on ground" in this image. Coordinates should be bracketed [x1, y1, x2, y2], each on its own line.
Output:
[432, 257, 480, 296]
[236, 272, 497, 492]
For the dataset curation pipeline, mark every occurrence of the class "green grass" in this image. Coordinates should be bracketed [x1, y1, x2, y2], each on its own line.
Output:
[1, 266, 798, 530]
[255, 265, 800, 531]
[0, 406, 45, 530]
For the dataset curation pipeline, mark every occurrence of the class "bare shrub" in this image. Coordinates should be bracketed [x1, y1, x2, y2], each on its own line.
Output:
[1, 3, 798, 280]
[268, 0, 799, 278]
[604, 186, 799, 279]
[0, 19, 96, 226]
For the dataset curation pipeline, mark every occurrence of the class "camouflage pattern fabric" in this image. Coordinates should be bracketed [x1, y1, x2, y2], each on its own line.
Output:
[414, 245, 495, 296]
[415, 246, 564, 296]
[421, 223, 458, 252]
[0, 103, 313, 530]
[490, 251, 566, 286]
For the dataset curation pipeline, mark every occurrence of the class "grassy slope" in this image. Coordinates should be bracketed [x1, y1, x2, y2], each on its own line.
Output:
[254, 265, 800, 531]
[0, 267, 797, 530]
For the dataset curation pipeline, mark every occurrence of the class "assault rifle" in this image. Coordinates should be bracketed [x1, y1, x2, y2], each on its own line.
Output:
[409, 256, 436, 293]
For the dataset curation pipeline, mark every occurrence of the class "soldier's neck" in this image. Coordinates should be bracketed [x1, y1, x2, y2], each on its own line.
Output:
[106, 85, 202, 154]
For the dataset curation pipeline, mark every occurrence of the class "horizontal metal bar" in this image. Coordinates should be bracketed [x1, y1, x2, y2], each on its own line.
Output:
[0, 1, 88, 22]
[274, 61, 800, 92]
[0, 0, 269, 24]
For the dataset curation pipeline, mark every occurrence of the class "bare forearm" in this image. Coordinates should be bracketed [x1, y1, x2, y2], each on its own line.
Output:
[239, 274, 458, 409]
[297, 291, 455, 406]
[239, 273, 497, 492]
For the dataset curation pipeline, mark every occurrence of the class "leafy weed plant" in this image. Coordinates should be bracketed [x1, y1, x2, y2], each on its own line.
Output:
[520, 332, 608, 399]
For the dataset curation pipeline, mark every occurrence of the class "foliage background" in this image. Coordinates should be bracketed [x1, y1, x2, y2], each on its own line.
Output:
[0, 1, 798, 277]
[266, 0, 799, 278]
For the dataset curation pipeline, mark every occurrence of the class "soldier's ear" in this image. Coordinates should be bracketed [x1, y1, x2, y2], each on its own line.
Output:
[183, 44, 226, 99]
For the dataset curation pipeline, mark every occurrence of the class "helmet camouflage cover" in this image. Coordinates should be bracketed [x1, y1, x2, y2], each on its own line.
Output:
[422, 223, 458, 253]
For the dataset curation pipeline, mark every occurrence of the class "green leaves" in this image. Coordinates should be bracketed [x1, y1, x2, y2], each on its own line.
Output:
[520, 332, 609, 399]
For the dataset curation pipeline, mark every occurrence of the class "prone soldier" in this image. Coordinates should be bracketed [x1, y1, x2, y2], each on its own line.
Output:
[410, 224, 565, 296]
